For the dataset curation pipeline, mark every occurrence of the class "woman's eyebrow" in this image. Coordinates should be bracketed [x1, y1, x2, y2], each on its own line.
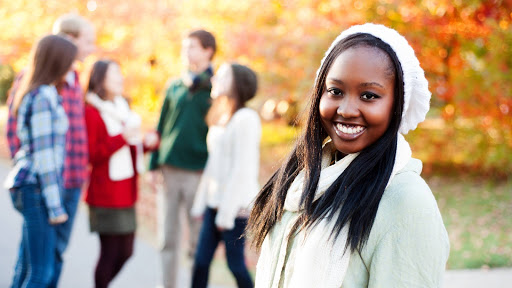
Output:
[326, 78, 384, 89]
[326, 78, 344, 85]
[359, 82, 384, 88]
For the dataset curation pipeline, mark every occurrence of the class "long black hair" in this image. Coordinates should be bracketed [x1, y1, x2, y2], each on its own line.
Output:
[248, 33, 404, 253]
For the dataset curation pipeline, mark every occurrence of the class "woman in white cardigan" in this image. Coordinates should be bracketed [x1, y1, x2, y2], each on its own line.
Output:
[191, 63, 260, 288]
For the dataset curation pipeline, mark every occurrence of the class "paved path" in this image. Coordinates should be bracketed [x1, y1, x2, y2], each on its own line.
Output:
[444, 268, 511, 288]
[0, 158, 510, 287]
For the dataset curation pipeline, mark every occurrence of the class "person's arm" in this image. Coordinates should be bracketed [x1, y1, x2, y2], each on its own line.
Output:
[148, 84, 172, 171]
[367, 203, 450, 287]
[85, 106, 127, 166]
[215, 111, 261, 230]
[30, 92, 66, 221]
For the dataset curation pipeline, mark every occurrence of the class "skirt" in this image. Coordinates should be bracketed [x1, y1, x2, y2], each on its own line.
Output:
[88, 206, 136, 234]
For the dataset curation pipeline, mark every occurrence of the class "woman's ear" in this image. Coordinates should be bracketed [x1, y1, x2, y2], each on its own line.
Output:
[206, 47, 214, 61]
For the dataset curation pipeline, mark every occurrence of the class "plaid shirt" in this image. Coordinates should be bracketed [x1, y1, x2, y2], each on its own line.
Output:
[7, 71, 88, 189]
[4, 85, 69, 219]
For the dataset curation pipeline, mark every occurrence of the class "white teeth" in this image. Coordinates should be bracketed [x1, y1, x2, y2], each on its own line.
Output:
[336, 123, 364, 135]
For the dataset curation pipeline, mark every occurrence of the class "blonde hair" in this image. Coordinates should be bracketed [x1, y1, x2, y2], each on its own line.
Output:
[52, 13, 88, 38]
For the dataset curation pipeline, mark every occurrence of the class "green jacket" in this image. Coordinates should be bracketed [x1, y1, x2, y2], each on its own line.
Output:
[149, 72, 212, 171]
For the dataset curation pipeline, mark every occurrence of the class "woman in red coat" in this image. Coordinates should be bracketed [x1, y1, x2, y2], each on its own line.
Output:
[84, 59, 159, 288]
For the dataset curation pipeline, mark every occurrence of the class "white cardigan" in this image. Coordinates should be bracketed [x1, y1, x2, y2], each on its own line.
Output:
[191, 108, 261, 230]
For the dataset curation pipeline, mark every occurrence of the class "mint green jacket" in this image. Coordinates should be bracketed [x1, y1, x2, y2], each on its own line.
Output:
[341, 158, 450, 287]
[264, 159, 450, 287]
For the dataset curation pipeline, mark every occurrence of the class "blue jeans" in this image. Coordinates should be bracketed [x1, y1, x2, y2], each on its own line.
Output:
[50, 187, 81, 288]
[10, 185, 57, 288]
[191, 207, 253, 288]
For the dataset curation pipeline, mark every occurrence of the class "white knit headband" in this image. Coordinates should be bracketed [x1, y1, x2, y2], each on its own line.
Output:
[316, 23, 431, 134]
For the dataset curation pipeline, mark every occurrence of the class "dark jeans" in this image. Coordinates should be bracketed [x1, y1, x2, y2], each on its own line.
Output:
[191, 207, 253, 288]
[50, 187, 82, 287]
[10, 185, 58, 288]
[95, 233, 135, 288]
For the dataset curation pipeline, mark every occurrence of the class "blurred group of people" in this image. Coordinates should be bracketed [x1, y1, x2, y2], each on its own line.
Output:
[5, 13, 259, 288]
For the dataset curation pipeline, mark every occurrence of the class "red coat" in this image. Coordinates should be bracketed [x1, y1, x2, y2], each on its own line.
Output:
[84, 104, 138, 208]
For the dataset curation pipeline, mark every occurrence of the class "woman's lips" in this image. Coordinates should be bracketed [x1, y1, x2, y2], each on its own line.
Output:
[334, 123, 366, 140]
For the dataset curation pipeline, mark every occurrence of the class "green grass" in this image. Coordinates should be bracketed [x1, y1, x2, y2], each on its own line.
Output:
[429, 177, 512, 269]
[259, 121, 300, 183]
[406, 118, 512, 179]
[261, 120, 300, 147]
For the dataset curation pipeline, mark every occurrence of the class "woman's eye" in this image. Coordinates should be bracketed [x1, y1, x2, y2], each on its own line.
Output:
[327, 88, 343, 96]
[361, 92, 379, 100]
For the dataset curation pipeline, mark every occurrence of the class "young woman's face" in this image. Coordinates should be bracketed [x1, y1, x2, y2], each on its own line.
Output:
[211, 63, 234, 99]
[319, 46, 395, 155]
[104, 63, 124, 99]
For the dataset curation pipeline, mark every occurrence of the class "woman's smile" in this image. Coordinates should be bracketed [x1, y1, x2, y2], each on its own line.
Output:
[334, 123, 366, 139]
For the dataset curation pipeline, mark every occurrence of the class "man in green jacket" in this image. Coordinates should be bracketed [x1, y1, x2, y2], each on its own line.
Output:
[148, 29, 216, 288]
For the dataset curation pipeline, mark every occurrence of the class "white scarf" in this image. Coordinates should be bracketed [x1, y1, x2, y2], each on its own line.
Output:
[86, 93, 145, 181]
[256, 134, 411, 288]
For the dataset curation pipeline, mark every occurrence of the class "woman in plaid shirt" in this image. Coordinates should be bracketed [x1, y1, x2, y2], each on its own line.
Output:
[4, 35, 77, 288]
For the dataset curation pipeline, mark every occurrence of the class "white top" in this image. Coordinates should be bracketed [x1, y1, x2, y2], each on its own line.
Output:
[191, 108, 261, 230]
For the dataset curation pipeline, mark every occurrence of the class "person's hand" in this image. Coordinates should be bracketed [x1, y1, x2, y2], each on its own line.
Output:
[216, 225, 226, 232]
[145, 170, 163, 192]
[145, 170, 162, 183]
[143, 131, 159, 150]
[49, 213, 68, 225]
[122, 126, 138, 141]
[193, 214, 204, 221]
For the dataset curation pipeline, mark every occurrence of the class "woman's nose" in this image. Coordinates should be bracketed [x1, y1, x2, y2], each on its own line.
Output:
[336, 96, 360, 118]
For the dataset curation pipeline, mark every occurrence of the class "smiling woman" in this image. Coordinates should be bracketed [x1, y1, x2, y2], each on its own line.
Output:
[248, 23, 449, 288]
